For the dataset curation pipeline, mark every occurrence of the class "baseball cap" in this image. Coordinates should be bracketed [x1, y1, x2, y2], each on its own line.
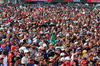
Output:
[73, 54, 78, 58]
[76, 49, 81, 52]
[55, 40, 59, 43]
[11, 46, 18, 50]
[65, 57, 70, 60]
[83, 50, 87, 53]
[60, 57, 65, 62]
[81, 60, 87, 64]
[2, 50, 7, 55]
[74, 42, 78, 45]
[2, 45, 6, 48]
[38, 46, 44, 50]
[24, 50, 29, 53]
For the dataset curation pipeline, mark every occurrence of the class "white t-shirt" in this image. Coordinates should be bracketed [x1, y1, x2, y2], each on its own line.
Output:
[0, 55, 7, 66]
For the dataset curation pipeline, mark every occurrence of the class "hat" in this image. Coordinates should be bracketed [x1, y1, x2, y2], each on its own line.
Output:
[83, 50, 87, 53]
[74, 42, 78, 45]
[11, 46, 18, 50]
[43, 43, 47, 47]
[29, 58, 33, 61]
[50, 43, 54, 46]
[65, 57, 70, 60]
[2, 45, 6, 48]
[38, 46, 44, 50]
[24, 50, 29, 53]
[84, 43, 88, 46]
[76, 49, 81, 52]
[60, 53, 66, 57]
[61, 46, 65, 51]
[55, 40, 59, 43]
[73, 54, 78, 58]
[81, 60, 87, 64]
[89, 54, 94, 57]
[60, 57, 65, 62]
[55, 48, 60, 51]
[10, 38, 13, 41]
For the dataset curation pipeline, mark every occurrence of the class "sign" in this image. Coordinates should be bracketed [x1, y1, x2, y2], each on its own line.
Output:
[87, 0, 100, 2]
[73, 0, 80, 2]
[25, 0, 52, 1]
[64, 0, 73, 2]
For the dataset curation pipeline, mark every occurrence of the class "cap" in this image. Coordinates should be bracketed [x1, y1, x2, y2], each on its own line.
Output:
[65, 57, 70, 60]
[83, 50, 87, 53]
[10, 38, 13, 41]
[81, 60, 87, 64]
[74, 42, 78, 45]
[60, 53, 66, 57]
[76, 49, 81, 52]
[73, 54, 78, 58]
[84, 43, 88, 46]
[60, 57, 65, 62]
[43, 43, 47, 47]
[38, 46, 44, 50]
[11, 46, 18, 50]
[2, 45, 6, 48]
[50, 43, 54, 46]
[55, 40, 59, 43]
[55, 48, 60, 51]
[24, 50, 29, 53]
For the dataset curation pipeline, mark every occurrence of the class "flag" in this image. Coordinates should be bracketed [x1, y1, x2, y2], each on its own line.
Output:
[39, 5, 42, 11]
[51, 33, 55, 45]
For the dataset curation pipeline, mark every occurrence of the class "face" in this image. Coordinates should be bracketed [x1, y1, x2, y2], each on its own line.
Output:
[65, 47, 69, 52]
[25, 52, 29, 57]
[17, 59, 21, 64]
[74, 57, 78, 61]
[0, 59, 3, 64]
[65, 60, 70, 64]
[82, 63, 87, 66]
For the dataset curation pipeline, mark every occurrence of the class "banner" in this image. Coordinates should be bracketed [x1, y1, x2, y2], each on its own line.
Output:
[25, 0, 52, 1]
[73, 0, 80, 2]
[64, 0, 73, 2]
[87, 0, 100, 2]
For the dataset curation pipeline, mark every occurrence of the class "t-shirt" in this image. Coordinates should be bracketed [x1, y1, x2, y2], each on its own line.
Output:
[21, 56, 28, 65]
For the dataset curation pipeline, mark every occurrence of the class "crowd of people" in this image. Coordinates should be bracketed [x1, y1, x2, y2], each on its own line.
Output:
[0, 3, 100, 66]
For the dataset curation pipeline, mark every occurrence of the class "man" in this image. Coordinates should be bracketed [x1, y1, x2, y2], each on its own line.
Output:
[10, 49, 19, 66]
[14, 56, 21, 66]
[47, 43, 54, 54]
[81, 60, 87, 66]
[21, 50, 30, 66]
[8, 46, 18, 66]
[71, 54, 79, 66]
[61, 57, 71, 66]
[0, 45, 8, 55]
[0, 56, 4, 66]
[0, 50, 7, 66]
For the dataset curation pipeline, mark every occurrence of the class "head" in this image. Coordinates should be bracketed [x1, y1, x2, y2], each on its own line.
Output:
[0, 57, 3, 64]
[15, 56, 21, 64]
[81, 60, 87, 66]
[2, 45, 6, 50]
[55, 48, 61, 54]
[65, 57, 70, 64]
[65, 46, 69, 52]
[24, 50, 29, 58]
[50, 44, 54, 49]
[74, 54, 78, 61]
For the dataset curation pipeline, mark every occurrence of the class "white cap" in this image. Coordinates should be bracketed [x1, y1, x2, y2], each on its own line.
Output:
[43, 43, 47, 47]
[61, 46, 65, 51]
[60, 53, 65, 57]
[60, 57, 65, 62]
[65, 57, 70, 60]
[38, 46, 44, 50]
[24, 50, 29, 53]
[74, 42, 78, 45]
[84, 43, 87, 46]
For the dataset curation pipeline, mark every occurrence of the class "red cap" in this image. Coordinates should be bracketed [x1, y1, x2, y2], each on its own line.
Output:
[2, 45, 6, 48]
[81, 60, 87, 64]
[11, 46, 18, 50]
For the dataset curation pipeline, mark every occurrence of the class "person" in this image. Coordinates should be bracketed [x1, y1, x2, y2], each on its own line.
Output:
[61, 57, 71, 66]
[21, 50, 30, 66]
[81, 60, 87, 66]
[0, 56, 4, 66]
[8, 46, 18, 66]
[10, 49, 19, 66]
[0, 50, 8, 66]
[14, 56, 21, 66]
